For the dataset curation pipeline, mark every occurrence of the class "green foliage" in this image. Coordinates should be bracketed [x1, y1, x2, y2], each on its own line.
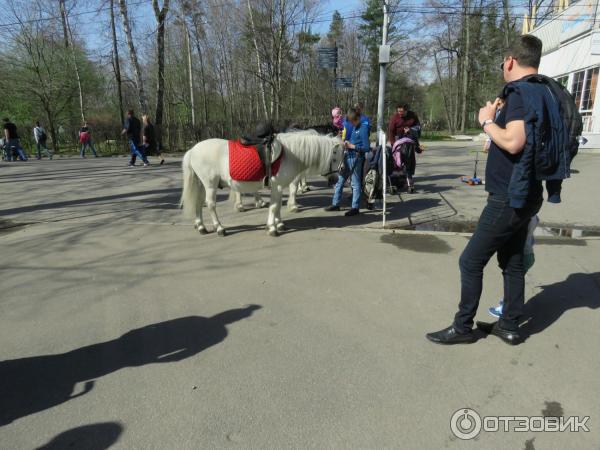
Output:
[327, 11, 343, 45]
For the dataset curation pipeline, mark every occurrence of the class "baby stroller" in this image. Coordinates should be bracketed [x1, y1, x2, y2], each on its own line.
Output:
[363, 126, 422, 204]
[390, 128, 422, 194]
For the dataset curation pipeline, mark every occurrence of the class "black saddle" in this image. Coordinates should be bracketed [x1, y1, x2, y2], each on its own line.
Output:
[240, 123, 280, 166]
[239, 123, 280, 186]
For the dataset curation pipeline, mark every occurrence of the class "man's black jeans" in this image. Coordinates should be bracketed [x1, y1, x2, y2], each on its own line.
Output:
[454, 193, 542, 332]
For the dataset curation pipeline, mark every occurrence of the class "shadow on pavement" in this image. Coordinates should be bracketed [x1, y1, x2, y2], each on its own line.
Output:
[520, 272, 600, 341]
[0, 305, 261, 426]
[35, 422, 123, 450]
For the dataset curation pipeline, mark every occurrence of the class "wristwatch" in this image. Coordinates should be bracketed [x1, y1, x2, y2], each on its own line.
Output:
[481, 119, 494, 128]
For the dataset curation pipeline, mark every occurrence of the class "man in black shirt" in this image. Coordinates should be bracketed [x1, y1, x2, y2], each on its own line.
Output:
[121, 109, 149, 166]
[3, 118, 27, 161]
[427, 35, 545, 346]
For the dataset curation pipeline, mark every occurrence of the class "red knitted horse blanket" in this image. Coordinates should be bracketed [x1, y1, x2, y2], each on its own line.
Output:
[228, 140, 282, 182]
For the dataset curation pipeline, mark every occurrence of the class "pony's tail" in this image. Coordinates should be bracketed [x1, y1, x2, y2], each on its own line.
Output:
[180, 150, 199, 218]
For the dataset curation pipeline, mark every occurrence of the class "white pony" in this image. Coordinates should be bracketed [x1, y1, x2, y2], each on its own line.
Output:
[180, 132, 343, 236]
[232, 129, 321, 213]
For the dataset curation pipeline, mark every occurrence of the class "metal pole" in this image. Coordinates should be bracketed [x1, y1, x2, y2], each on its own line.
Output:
[377, 0, 390, 227]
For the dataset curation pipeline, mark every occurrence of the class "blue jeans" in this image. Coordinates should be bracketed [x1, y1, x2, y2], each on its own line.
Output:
[454, 194, 542, 332]
[4, 139, 27, 161]
[332, 153, 364, 209]
[36, 142, 52, 159]
[80, 141, 97, 157]
[129, 140, 148, 164]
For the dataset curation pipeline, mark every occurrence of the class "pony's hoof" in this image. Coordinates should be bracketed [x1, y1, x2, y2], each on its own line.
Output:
[267, 227, 279, 237]
[256, 201, 267, 209]
[276, 222, 286, 232]
[197, 225, 208, 235]
[288, 205, 299, 213]
[235, 204, 245, 213]
[217, 227, 227, 237]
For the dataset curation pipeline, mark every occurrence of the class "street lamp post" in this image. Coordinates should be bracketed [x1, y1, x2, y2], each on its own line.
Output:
[376, 0, 391, 227]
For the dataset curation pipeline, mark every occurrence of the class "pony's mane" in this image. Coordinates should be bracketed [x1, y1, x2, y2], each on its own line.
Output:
[276, 132, 339, 172]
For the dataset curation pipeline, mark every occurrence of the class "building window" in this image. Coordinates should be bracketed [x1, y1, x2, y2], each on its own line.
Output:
[557, 76, 569, 89]
[571, 67, 599, 113]
[582, 68, 599, 112]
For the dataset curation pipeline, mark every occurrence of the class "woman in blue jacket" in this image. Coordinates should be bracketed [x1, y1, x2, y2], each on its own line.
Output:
[326, 108, 370, 216]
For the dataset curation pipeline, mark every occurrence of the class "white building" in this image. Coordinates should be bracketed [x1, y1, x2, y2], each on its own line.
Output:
[529, 0, 600, 149]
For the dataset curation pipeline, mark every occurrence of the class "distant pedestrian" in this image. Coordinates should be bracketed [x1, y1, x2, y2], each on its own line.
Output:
[122, 109, 149, 167]
[33, 121, 52, 160]
[142, 115, 163, 165]
[3, 118, 27, 161]
[79, 122, 98, 158]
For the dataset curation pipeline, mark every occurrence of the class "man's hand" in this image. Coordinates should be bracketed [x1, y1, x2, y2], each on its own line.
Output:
[478, 98, 500, 125]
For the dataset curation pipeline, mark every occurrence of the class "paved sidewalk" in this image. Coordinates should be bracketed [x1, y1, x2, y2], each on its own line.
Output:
[1, 151, 599, 449]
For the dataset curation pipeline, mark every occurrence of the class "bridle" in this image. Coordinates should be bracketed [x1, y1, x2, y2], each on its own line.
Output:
[320, 142, 343, 177]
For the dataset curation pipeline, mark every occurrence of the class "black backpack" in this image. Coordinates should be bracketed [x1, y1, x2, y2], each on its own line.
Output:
[523, 74, 583, 160]
[39, 130, 47, 142]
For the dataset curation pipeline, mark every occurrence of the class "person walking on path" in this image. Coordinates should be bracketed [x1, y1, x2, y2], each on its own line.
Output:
[142, 115, 163, 165]
[426, 35, 552, 346]
[122, 109, 149, 167]
[79, 122, 98, 158]
[33, 121, 52, 160]
[325, 108, 370, 217]
[3, 118, 27, 161]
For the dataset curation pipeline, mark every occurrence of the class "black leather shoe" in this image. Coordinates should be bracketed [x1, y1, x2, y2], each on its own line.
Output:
[426, 325, 476, 345]
[476, 321, 521, 345]
[345, 208, 359, 216]
[325, 205, 340, 212]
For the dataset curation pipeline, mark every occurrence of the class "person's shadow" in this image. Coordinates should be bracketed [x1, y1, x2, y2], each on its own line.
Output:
[519, 272, 600, 341]
[35, 422, 123, 450]
[0, 305, 261, 426]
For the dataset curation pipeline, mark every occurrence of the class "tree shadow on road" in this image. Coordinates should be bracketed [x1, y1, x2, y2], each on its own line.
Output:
[35, 422, 123, 450]
[0, 305, 261, 426]
[520, 272, 600, 341]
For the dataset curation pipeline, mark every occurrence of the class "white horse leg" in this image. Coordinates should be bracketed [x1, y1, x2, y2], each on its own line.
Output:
[287, 179, 299, 213]
[194, 183, 207, 234]
[300, 176, 309, 192]
[267, 186, 284, 236]
[232, 190, 245, 212]
[254, 192, 267, 209]
[205, 184, 226, 236]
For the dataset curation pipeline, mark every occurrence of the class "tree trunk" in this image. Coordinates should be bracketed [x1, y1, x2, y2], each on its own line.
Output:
[184, 25, 196, 132]
[502, 0, 511, 48]
[434, 51, 455, 134]
[60, 0, 85, 124]
[460, 0, 470, 132]
[119, 0, 148, 112]
[110, 0, 124, 127]
[193, 33, 209, 126]
[58, 0, 70, 48]
[152, 0, 169, 149]
[66, 18, 86, 123]
[246, 0, 269, 120]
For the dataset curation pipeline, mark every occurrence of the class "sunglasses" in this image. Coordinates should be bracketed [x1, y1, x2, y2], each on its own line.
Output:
[500, 56, 517, 71]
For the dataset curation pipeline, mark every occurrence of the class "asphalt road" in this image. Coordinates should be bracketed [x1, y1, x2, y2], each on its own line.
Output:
[1, 146, 599, 450]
